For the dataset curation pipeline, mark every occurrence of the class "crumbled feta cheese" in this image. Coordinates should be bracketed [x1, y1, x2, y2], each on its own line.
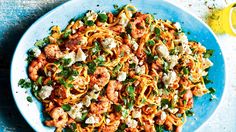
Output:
[162, 71, 177, 88]
[76, 48, 87, 62]
[119, 13, 129, 27]
[93, 84, 100, 91]
[129, 56, 139, 64]
[64, 51, 76, 66]
[89, 90, 100, 100]
[38, 86, 53, 100]
[132, 110, 141, 118]
[86, 10, 98, 21]
[135, 65, 145, 74]
[202, 58, 213, 69]
[157, 44, 169, 59]
[79, 36, 88, 45]
[173, 22, 181, 31]
[105, 118, 111, 124]
[67, 103, 83, 120]
[117, 72, 127, 81]
[167, 55, 179, 69]
[83, 95, 92, 107]
[101, 38, 117, 49]
[179, 33, 188, 45]
[125, 117, 138, 128]
[162, 104, 169, 110]
[168, 108, 179, 114]
[131, 39, 139, 51]
[160, 23, 165, 31]
[160, 111, 167, 120]
[30, 47, 41, 57]
[85, 115, 99, 124]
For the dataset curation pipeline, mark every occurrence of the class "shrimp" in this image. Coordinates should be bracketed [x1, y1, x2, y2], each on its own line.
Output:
[107, 12, 114, 24]
[129, 13, 148, 39]
[155, 111, 167, 125]
[124, 128, 139, 132]
[28, 53, 47, 81]
[99, 120, 120, 132]
[182, 89, 193, 108]
[90, 67, 110, 88]
[144, 124, 156, 132]
[45, 107, 68, 128]
[90, 96, 111, 114]
[106, 80, 123, 104]
[50, 85, 67, 105]
[118, 44, 131, 57]
[110, 25, 125, 34]
[64, 35, 87, 51]
[44, 44, 63, 59]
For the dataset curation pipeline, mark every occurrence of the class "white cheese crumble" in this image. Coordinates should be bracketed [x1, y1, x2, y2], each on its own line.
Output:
[101, 38, 117, 49]
[105, 118, 111, 124]
[178, 33, 192, 54]
[119, 13, 129, 27]
[79, 36, 88, 45]
[157, 44, 169, 59]
[85, 115, 99, 124]
[167, 55, 179, 69]
[125, 117, 138, 128]
[63, 51, 76, 66]
[202, 58, 213, 69]
[131, 39, 139, 51]
[168, 108, 179, 114]
[173, 22, 181, 31]
[30, 47, 41, 57]
[67, 103, 83, 120]
[83, 95, 92, 107]
[129, 56, 139, 64]
[132, 110, 141, 118]
[86, 10, 98, 21]
[162, 71, 177, 88]
[162, 104, 169, 110]
[38, 86, 53, 100]
[117, 71, 127, 82]
[135, 65, 145, 74]
[160, 111, 167, 120]
[76, 48, 87, 62]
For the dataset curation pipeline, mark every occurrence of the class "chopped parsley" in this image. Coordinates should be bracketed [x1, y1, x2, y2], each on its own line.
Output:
[154, 27, 161, 36]
[87, 62, 96, 74]
[113, 4, 119, 9]
[98, 13, 108, 23]
[185, 110, 194, 117]
[203, 75, 213, 84]
[203, 49, 214, 58]
[147, 40, 155, 46]
[63, 29, 72, 39]
[26, 96, 33, 103]
[114, 104, 122, 112]
[85, 20, 94, 26]
[161, 98, 170, 107]
[182, 67, 189, 75]
[62, 104, 71, 111]
[155, 125, 164, 132]
[208, 87, 216, 94]
[34, 37, 49, 48]
[18, 79, 33, 89]
[91, 41, 101, 55]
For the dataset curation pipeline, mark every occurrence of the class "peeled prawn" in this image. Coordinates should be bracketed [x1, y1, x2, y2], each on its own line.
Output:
[90, 96, 111, 114]
[45, 107, 68, 128]
[90, 67, 110, 88]
[44, 44, 63, 59]
[106, 80, 122, 104]
[28, 53, 47, 81]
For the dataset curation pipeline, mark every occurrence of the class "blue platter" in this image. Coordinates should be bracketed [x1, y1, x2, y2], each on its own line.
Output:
[10, 0, 225, 131]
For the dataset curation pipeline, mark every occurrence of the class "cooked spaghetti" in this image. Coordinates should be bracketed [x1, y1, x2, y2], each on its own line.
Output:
[24, 5, 214, 132]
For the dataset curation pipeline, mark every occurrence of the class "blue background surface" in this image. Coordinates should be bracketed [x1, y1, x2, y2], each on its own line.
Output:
[0, 1, 67, 131]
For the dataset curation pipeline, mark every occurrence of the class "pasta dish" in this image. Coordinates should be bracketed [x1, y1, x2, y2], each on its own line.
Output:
[20, 5, 214, 132]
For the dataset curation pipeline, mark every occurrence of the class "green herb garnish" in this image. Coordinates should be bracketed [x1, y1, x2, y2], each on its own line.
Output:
[62, 104, 71, 111]
[208, 87, 216, 94]
[203, 49, 214, 58]
[85, 20, 94, 26]
[182, 67, 189, 75]
[185, 110, 194, 117]
[98, 13, 108, 23]
[154, 27, 161, 36]
[26, 96, 33, 103]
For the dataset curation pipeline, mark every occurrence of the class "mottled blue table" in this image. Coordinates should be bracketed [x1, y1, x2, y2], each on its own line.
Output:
[0, 1, 67, 131]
